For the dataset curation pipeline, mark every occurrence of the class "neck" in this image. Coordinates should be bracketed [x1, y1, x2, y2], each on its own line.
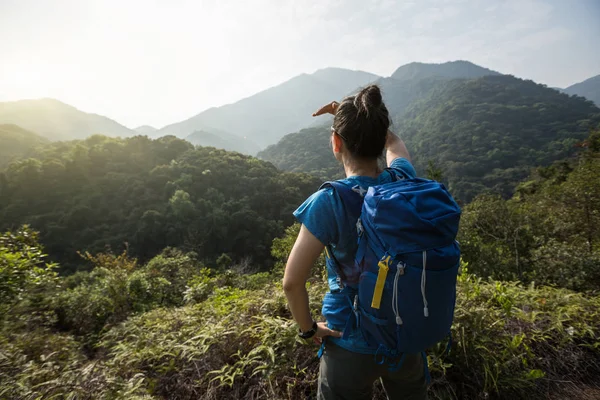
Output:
[342, 155, 380, 178]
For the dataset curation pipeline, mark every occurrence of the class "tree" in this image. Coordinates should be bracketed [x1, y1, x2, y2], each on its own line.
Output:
[0, 226, 58, 317]
[426, 160, 444, 181]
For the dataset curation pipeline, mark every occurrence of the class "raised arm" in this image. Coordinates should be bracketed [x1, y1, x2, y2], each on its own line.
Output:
[386, 130, 411, 166]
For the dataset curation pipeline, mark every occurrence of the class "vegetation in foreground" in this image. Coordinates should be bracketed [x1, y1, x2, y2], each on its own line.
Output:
[1, 221, 599, 400]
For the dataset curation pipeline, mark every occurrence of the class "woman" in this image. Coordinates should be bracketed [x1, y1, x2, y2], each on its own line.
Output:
[283, 85, 428, 400]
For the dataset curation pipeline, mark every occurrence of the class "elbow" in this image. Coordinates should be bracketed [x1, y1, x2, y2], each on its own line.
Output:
[282, 277, 303, 293]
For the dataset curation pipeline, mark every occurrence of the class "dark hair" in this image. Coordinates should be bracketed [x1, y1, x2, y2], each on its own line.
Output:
[332, 85, 390, 159]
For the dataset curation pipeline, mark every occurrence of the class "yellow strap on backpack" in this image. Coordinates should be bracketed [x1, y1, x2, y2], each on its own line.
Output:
[371, 255, 391, 309]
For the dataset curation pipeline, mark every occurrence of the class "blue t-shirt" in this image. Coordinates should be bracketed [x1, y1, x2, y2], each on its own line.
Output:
[293, 158, 417, 354]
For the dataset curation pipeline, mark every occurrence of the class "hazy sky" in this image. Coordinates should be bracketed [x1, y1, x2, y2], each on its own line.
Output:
[1, 0, 599, 128]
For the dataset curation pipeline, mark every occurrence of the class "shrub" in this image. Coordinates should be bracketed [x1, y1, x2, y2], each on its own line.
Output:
[93, 265, 600, 399]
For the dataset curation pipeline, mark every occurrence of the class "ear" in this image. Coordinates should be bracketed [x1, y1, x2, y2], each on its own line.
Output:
[332, 133, 344, 154]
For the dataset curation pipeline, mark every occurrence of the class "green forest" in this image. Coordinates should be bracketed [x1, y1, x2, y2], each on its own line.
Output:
[0, 124, 48, 169]
[1, 124, 599, 399]
[0, 132, 319, 273]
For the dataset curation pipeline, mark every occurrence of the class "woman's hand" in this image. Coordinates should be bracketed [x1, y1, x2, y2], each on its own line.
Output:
[312, 322, 342, 344]
[312, 101, 339, 117]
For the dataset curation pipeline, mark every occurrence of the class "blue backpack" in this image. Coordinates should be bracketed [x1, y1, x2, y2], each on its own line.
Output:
[320, 171, 461, 372]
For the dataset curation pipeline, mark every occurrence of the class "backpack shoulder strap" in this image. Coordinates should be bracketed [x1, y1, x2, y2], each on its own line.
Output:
[318, 181, 365, 285]
[319, 180, 364, 218]
[384, 166, 410, 181]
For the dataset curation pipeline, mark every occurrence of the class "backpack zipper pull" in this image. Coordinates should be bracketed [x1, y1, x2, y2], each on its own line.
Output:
[397, 262, 405, 275]
[393, 262, 404, 325]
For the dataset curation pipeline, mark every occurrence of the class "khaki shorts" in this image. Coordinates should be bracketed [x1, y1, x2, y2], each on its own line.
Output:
[317, 342, 428, 400]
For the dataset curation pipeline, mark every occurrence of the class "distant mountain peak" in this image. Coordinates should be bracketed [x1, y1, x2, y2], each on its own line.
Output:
[184, 128, 260, 155]
[563, 74, 600, 107]
[391, 60, 501, 81]
[0, 98, 134, 141]
[311, 66, 378, 75]
[157, 68, 381, 148]
[11, 97, 73, 108]
[134, 125, 158, 135]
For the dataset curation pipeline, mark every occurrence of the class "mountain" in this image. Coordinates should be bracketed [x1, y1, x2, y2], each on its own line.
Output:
[0, 98, 134, 141]
[0, 124, 49, 168]
[184, 129, 261, 155]
[134, 125, 158, 135]
[260, 74, 600, 202]
[259, 61, 503, 176]
[157, 68, 380, 148]
[257, 75, 450, 180]
[563, 74, 600, 107]
[391, 60, 501, 81]
[306, 61, 502, 130]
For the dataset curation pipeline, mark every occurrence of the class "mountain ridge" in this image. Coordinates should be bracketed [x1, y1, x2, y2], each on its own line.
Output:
[0, 98, 134, 141]
[2, 62, 598, 154]
[157, 68, 380, 147]
[184, 129, 261, 154]
[563, 74, 600, 106]
[134, 125, 158, 135]
[391, 60, 502, 81]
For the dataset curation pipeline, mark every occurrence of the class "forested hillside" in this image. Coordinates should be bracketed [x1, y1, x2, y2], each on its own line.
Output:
[0, 98, 134, 141]
[258, 127, 343, 180]
[0, 124, 48, 168]
[0, 134, 320, 273]
[398, 75, 600, 201]
[260, 75, 600, 202]
[460, 128, 600, 291]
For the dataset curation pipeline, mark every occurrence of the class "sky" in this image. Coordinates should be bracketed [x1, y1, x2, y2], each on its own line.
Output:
[0, 0, 599, 129]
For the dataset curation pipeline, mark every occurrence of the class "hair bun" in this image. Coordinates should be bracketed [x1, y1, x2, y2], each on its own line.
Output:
[355, 85, 383, 116]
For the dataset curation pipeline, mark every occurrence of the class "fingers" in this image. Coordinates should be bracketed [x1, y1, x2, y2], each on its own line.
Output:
[326, 328, 343, 338]
[316, 322, 342, 338]
[312, 101, 338, 117]
[312, 105, 329, 117]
